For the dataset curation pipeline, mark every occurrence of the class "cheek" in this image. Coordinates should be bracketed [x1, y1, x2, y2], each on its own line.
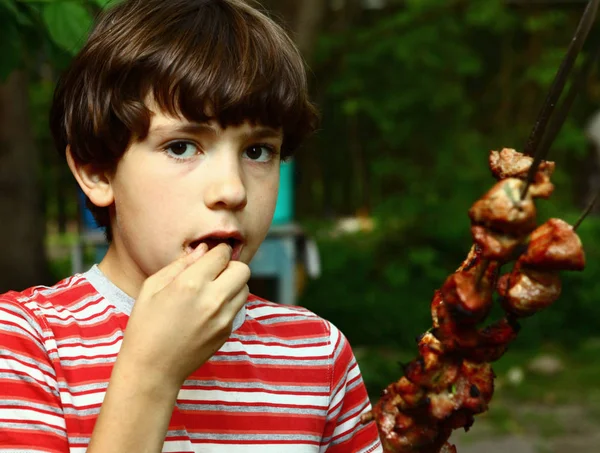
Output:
[255, 174, 280, 213]
[113, 167, 184, 239]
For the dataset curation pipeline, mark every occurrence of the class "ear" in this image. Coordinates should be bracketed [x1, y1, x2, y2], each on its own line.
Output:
[66, 146, 114, 208]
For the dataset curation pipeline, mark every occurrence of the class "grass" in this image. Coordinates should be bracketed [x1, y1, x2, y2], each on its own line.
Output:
[479, 404, 519, 436]
[493, 344, 600, 405]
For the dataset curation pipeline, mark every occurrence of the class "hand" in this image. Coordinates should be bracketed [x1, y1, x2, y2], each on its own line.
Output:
[118, 243, 250, 390]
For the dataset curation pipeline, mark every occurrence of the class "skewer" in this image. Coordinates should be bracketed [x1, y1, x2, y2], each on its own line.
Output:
[476, 1, 598, 289]
[533, 40, 600, 173]
[573, 187, 600, 230]
[369, 6, 598, 452]
[521, 0, 600, 199]
[477, 30, 600, 288]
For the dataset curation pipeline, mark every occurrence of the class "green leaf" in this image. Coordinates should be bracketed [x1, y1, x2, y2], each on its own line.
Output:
[342, 99, 360, 116]
[2, 0, 33, 26]
[0, 0, 19, 17]
[0, 20, 21, 81]
[42, 1, 93, 54]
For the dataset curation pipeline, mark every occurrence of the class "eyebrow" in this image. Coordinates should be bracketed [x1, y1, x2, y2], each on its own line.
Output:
[149, 123, 282, 142]
[149, 122, 215, 137]
[240, 126, 283, 142]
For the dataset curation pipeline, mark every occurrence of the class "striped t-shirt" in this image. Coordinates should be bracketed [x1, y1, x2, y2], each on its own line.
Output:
[0, 265, 382, 452]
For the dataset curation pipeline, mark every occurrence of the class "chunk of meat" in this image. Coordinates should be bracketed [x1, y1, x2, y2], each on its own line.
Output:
[468, 178, 537, 236]
[521, 218, 585, 271]
[489, 148, 555, 198]
[440, 261, 498, 324]
[470, 225, 521, 261]
[497, 265, 562, 317]
[364, 149, 586, 453]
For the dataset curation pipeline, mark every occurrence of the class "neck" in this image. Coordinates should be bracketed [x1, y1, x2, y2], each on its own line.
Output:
[98, 243, 146, 300]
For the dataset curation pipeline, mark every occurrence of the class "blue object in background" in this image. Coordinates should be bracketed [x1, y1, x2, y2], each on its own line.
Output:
[272, 159, 294, 225]
[79, 190, 101, 231]
[250, 160, 301, 305]
[77, 190, 108, 264]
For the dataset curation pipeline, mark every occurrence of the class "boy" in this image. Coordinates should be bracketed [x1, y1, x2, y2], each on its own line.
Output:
[0, 0, 383, 452]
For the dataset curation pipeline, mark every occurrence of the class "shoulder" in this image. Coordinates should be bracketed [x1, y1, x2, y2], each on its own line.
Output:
[245, 294, 333, 330]
[243, 294, 347, 355]
[0, 273, 103, 329]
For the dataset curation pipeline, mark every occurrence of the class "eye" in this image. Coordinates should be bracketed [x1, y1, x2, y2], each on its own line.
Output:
[164, 141, 199, 159]
[243, 144, 277, 163]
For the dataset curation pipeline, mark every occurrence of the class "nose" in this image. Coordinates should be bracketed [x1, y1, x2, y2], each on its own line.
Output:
[203, 156, 248, 211]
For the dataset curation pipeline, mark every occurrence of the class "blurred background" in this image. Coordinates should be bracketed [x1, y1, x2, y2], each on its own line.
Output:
[2, 0, 600, 451]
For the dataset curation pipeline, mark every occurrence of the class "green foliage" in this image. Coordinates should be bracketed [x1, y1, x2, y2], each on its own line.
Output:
[301, 215, 600, 353]
[42, 2, 93, 54]
[301, 1, 600, 352]
[3, 0, 597, 352]
[1, 0, 110, 235]
[0, 0, 106, 81]
[0, 19, 21, 80]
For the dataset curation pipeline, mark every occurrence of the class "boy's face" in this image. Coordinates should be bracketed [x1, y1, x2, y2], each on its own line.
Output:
[94, 108, 282, 294]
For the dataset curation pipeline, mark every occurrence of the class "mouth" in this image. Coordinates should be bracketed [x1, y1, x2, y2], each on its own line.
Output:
[188, 232, 244, 260]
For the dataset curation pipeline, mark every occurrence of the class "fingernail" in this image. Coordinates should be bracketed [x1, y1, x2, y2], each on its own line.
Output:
[193, 243, 208, 256]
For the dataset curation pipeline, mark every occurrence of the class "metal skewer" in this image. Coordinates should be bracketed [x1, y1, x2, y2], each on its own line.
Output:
[573, 188, 600, 230]
[534, 41, 600, 171]
[475, 1, 600, 290]
[521, 0, 600, 199]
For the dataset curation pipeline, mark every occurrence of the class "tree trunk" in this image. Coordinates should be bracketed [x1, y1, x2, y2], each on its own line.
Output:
[0, 71, 50, 292]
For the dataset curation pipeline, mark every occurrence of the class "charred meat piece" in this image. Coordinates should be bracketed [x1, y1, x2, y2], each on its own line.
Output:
[428, 386, 459, 420]
[434, 300, 518, 362]
[426, 362, 493, 422]
[459, 318, 519, 363]
[469, 179, 537, 236]
[496, 219, 585, 318]
[406, 339, 460, 392]
[395, 376, 428, 410]
[445, 409, 474, 432]
[470, 225, 521, 261]
[440, 261, 498, 324]
[453, 361, 495, 415]
[431, 290, 445, 328]
[422, 360, 494, 421]
[497, 264, 562, 317]
[489, 148, 555, 198]
[455, 245, 483, 273]
[364, 148, 586, 453]
[370, 384, 442, 453]
[521, 218, 585, 271]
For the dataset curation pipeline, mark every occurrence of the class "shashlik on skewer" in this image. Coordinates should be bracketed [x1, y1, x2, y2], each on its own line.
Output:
[361, 149, 586, 453]
[361, 2, 599, 448]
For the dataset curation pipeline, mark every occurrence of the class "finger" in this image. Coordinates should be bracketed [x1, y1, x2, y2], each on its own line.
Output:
[212, 261, 251, 301]
[177, 242, 233, 284]
[145, 243, 209, 294]
[222, 283, 250, 319]
[233, 284, 250, 311]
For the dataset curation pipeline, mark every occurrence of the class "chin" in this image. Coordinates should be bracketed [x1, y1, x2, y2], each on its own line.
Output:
[239, 246, 256, 264]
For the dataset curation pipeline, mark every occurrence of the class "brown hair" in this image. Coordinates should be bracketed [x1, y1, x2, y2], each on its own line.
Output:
[50, 0, 319, 238]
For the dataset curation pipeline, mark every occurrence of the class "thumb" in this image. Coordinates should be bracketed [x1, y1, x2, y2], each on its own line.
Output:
[144, 243, 209, 295]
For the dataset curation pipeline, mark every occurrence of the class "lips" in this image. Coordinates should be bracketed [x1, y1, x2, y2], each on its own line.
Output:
[188, 232, 244, 260]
